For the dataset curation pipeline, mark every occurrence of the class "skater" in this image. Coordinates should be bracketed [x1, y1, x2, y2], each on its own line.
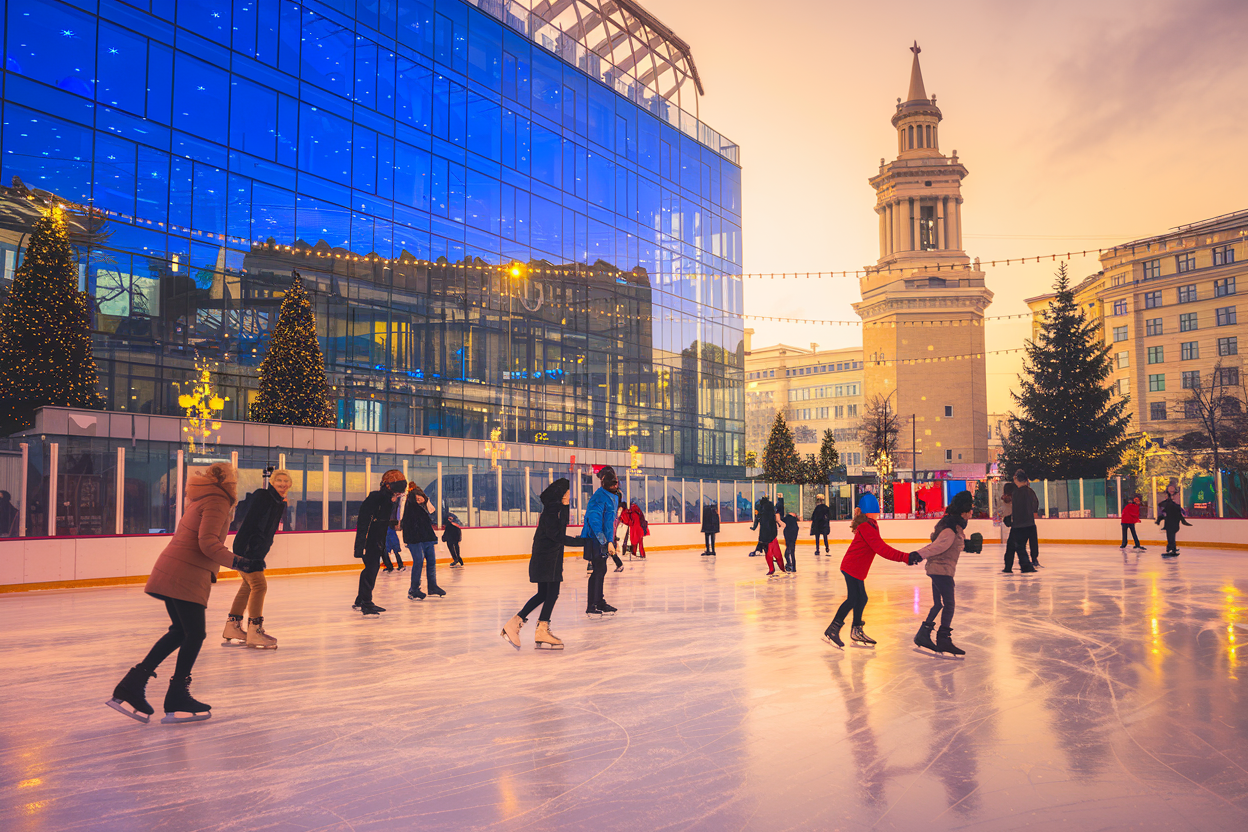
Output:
[381, 494, 405, 573]
[501, 478, 584, 649]
[1120, 494, 1144, 551]
[353, 469, 407, 616]
[222, 468, 291, 649]
[913, 490, 974, 657]
[781, 510, 800, 573]
[750, 493, 777, 557]
[1012, 470, 1041, 570]
[403, 483, 443, 598]
[700, 499, 720, 556]
[443, 513, 464, 567]
[582, 466, 620, 615]
[764, 537, 786, 576]
[1156, 485, 1192, 557]
[107, 463, 264, 724]
[822, 490, 920, 649]
[620, 501, 649, 559]
[810, 494, 831, 556]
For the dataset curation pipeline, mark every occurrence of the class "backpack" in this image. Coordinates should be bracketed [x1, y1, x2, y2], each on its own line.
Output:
[637, 510, 649, 534]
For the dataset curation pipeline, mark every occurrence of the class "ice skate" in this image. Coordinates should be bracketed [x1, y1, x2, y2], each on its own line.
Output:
[823, 619, 845, 649]
[913, 621, 938, 653]
[501, 614, 525, 650]
[936, 627, 966, 657]
[427, 585, 446, 597]
[586, 603, 604, 618]
[396, 564, 407, 572]
[408, 589, 426, 600]
[614, 563, 624, 572]
[382, 566, 394, 573]
[1162, 549, 1180, 558]
[1133, 546, 1146, 552]
[361, 604, 383, 618]
[106, 665, 156, 724]
[850, 625, 876, 646]
[245, 616, 277, 649]
[597, 600, 617, 615]
[221, 614, 247, 646]
[534, 620, 564, 650]
[160, 675, 211, 724]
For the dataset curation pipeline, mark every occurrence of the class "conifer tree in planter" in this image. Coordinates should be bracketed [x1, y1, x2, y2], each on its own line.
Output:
[251, 271, 335, 427]
[763, 411, 802, 483]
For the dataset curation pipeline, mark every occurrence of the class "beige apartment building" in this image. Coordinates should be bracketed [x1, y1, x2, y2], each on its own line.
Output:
[743, 331, 867, 472]
[1027, 210, 1246, 443]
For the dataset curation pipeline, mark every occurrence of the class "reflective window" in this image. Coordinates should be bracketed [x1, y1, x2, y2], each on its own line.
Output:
[7, 0, 97, 97]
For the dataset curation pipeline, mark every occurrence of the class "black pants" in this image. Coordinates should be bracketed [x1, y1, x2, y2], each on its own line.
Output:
[1121, 524, 1140, 547]
[925, 575, 955, 629]
[380, 548, 405, 569]
[447, 541, 462, 565]
[140, 598, 206, 679]
[1005, 527, 1035, 571]
[587, 557, 607, 607]
[784, 539, 796, 571]
[704, 532, 716, 552]
[834, 571, 868, 626]
[355, 553, 381, 606]
[1165, 526, 1178, 551]
[519, 581, 561, 621]
[1024, 526, 1039, 565]
[814, 533, 828, 551]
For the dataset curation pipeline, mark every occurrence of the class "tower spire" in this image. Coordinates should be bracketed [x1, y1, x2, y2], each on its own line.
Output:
[906, 41, 927, 103]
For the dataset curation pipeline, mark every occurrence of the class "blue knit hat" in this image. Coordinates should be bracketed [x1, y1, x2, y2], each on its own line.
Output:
[858, 491, 880, 514]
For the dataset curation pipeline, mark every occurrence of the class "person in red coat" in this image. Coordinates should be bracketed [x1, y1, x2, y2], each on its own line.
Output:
[823, 491, 919, 649]
[1120, 494, 1144, 551]
[619, 502, 649, 559]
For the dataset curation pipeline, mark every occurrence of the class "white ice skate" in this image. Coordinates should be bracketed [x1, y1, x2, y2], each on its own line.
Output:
[245, 617, 277, 649]
[221, 615, 247, 646]
[534, 621, 564, 650]
[501, 614, 525, 650]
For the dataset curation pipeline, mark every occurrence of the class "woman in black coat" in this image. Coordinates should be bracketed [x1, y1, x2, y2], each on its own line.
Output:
[809, 494, 832, 556]
[222, 470, 291, 647]
[700, 503, 721, 556]
[501, 479, 582, 650]
[750, 495, 777, 556]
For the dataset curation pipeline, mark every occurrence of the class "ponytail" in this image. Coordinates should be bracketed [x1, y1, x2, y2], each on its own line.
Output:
[850, 507, 869, 531]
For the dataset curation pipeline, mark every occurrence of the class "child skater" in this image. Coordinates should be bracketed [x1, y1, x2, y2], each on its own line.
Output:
[501, 478, 583, 649]
[443, 513, 464, 567]
[1120, 494, 1144, 552]
[582, 466, 620, 615]
[381, 505, 406, 574]
[913, 490, 973, 657]
[1156, 484, 1192, 557]
[750, 494, 777, 557]
[810, 494, 831, 556]
[700, 500, 720, 556]
[620, 501, 649, 559]
[822, 491, 920, 648]
[221, 468, 291, 649]
[781, 510, 800, 573]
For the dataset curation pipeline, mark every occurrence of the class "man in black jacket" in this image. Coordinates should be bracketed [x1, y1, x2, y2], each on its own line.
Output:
[354, 470, 407, 616]
[223, 469, 291, 646]
[1009, 470, 1041, 572]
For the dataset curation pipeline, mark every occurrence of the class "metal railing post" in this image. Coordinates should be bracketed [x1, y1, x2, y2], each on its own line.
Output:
[48, 442, 58, 537]
[322, 455, 330, 531]
[116, 446, 125, 535]
[175, 449, 184, 528]
[524, 466, 531, 525]
[436, 462, 443, 527]
[496, 465, 503, 526]
[18, 442, 28, 537]
[467, 464, 475, 527]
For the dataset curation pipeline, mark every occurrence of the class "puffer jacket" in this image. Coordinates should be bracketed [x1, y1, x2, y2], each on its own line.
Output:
[916, 518, 966, 577]
[581, 486, 619, 547]
[232, 484, 285, 560]
[145, 477, 238, 607]
[529, 479, 583, 583]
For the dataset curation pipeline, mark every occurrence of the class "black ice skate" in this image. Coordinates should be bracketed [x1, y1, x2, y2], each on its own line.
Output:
[426, 585, 446, 597]
[107, 665, 156, 724]
[823, 619, 845, 649]
[850, 625, 876, 646]
[597, 601, 618, 615]
[161, 675, 211, 724]
[1133, 546, 1146, 552]
[361, 604, 383, 618]
[396, 565, 407, 572]
[913, 621, 938, 653]
[1162, 549, 1180, 558]
[408, 589, 426, 600]
[936, 627, 966, 657]
[586, 603, 604, 618]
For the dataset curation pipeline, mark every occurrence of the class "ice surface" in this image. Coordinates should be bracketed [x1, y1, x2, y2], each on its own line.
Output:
[2, 543, 1247, 830]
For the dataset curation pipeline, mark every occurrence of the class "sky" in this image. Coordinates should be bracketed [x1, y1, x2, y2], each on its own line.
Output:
[652, 0, 1248, 413]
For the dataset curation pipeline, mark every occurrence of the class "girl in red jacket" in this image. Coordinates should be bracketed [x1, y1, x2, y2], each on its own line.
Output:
[823, 492, 919, 648]
[1120, 494, 1144, 552]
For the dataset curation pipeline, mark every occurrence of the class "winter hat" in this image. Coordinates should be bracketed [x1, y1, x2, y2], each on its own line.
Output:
[858, 491, 880, 514]
[407, 483, 428, 501]
[948, 490, 974, 516]
[597, 466, 619, 490]
[816, 494, 826, 502]
[541, 478, 571, 506]
[381, 469, 405, 488]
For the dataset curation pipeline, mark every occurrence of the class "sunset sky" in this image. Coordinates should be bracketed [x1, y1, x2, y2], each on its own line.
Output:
[657, 0, 1248, 412]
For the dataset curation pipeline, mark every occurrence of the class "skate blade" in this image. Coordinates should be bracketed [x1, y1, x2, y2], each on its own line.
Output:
[244, 643, 278, 649]
[161, 712, 211, 724]
[500, 631, 521, 651]
[535, 643, 565, 650]
[106, 698, 151, 724]
[849, 642, 876, 649]
[221, 639, 247, 646]
[362, 612, 381, 618]
[912, 646, 962, 660]
[821, 636, 844, 650]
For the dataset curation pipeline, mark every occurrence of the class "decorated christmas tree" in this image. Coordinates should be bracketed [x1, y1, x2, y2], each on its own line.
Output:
[0, 206, 101, 435]
[1003, 263, 1130, 479]
[251, 271, 334, 427]
[763, 411, 802, 483]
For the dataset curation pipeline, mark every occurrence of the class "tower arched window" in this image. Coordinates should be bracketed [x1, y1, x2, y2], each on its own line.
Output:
[932, 126, 937, 150]
[899, 130, 904, 154]
[917, 126, 924, 148]
[926, 125, 932, 148]
[908, 126, 914, 149]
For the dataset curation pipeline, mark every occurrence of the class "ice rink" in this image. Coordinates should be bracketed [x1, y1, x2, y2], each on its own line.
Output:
[3, 541, 1247, 831]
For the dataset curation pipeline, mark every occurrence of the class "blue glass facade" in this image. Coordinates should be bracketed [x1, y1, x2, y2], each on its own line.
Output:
[0, 0, 744, 475]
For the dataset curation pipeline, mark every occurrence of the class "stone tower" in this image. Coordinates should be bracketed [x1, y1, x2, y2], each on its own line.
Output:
[853, 43, 993, 473]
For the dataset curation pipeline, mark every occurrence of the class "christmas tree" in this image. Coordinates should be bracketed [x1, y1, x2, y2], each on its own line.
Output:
[0, 206, 101, 435]
[1003, 263, 1130, 479]
[251, 271, 334, 427]
[815, 428, 840, 484]
[763, 411, 802, 483]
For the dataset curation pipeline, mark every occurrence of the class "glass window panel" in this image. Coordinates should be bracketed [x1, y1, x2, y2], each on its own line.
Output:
[6, 0, 97, 97]
[466, 92, 500, 159]
[96, 23, 147, 114]
[173, 53, 230, 144]
[301, 13, 353, 97]
[1, 107, 93, 203]
[298, 103, 352, 183]
[230, 77, 278, 159]
[92, 132, 137, 216]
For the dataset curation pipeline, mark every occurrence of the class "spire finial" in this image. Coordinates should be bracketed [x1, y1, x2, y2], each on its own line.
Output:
[905, 42, 928, 103]
[911, 41, 921, 56]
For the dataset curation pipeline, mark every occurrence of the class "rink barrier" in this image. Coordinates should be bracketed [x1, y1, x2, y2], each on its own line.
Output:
[1, 518, 1246, 592]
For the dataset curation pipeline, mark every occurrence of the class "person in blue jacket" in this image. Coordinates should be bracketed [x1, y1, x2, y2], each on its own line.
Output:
[581, 466, 620, 616]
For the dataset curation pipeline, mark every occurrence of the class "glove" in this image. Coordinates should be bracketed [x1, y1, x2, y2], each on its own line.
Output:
[907, 551, 922, 565]
[232, 555, 264, 574]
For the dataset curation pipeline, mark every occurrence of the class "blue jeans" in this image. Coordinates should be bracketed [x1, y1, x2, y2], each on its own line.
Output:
[408, 541, 437, 592]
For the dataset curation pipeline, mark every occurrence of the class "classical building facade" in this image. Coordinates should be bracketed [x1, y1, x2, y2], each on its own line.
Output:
[854, 44, 993, 471]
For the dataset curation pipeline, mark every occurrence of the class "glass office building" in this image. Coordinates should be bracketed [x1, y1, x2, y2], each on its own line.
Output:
[0, 0, 744, 476]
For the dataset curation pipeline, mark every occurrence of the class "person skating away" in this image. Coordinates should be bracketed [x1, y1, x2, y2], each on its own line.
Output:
[750, 494, 777, 557]
[107, 463, 264, 724]
[353, 470, 406, 616]
[700, 501, 720, 556]
[403, 484, 443, 598]
[822, 491, 920, 649]
[501, 478, 584, 650]
[781, 511, 800, 573]
[913, 490, 974, 657]
[222, 469, 291, 649]
[443, 513, 464, 568]
[582, 466, 621, 615]
[810, 494, 831, 556]
[1011, 471, 1041, 570]
[1120, 494, 1145, 552]
[381, 492, 406, 573]
[1156, 485, 1192, 557]
[620, 501, 649, 559]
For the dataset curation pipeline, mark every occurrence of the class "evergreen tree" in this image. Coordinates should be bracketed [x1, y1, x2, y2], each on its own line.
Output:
[815, 428, 840, 485]
[0, 207, 101, 435]
[1003, 263, 1130, 479]
[251, 271, 334, 427]
[763, 411, 802, 482]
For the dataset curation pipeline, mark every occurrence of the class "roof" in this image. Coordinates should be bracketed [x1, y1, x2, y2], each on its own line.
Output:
[905, 41, 927, 103]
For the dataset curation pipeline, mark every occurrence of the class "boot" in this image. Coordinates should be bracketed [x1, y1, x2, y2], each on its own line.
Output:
[427, 585, 447, 597]
[936, 627, 965, 656]
[107, 665, 156, 723]
[221, 614, 247, 645]
[597, 600, 617, 614]
[823, 619, 844, 648]
[535, 620, 564, 650]
[161, 675, 211, 723]
[914, 621, 937, 652]
[501, 614, 525, 650]
[245, 616, 277, 649]
[850, 625, 876, 646]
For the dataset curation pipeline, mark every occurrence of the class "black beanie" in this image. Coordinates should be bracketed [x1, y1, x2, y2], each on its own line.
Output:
[948, 490, 974, 516]
[597, 466, 618, 490]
